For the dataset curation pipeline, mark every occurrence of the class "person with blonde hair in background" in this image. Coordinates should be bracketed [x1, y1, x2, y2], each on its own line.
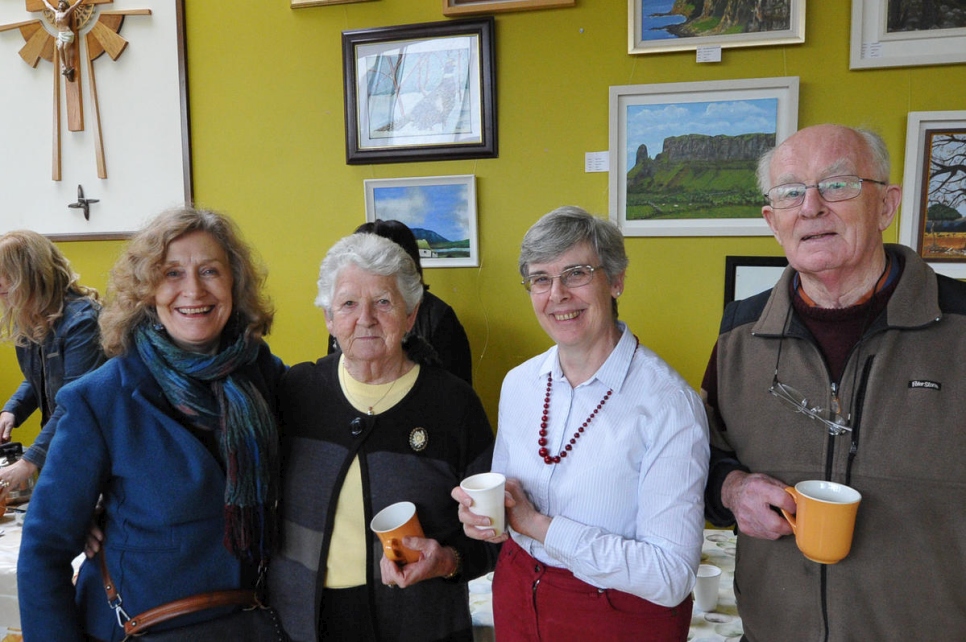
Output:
[0, 230, 103, 499]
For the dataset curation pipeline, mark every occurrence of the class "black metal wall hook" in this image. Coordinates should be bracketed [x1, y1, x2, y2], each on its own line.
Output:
[67, 184, 99, 221]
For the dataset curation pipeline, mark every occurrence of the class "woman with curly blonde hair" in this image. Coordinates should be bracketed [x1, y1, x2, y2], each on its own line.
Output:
[19, 207, 288, 641]
[0, 230, 103, 497]
[97, 206, 273, 356]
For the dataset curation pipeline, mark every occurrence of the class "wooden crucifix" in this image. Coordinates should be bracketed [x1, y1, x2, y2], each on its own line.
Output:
[0, 0, 150, 180]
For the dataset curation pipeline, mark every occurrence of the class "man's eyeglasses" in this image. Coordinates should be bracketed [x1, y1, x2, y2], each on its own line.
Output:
[765, 175, 888, 210]
[769, 377, 851, 436]
[522, 265, 603, 294]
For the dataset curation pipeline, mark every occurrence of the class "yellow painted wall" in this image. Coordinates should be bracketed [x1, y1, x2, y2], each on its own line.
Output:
[3, 2, 966, 445]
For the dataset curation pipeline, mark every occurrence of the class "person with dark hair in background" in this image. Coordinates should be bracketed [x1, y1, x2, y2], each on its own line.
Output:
[328, 219, 473, 385]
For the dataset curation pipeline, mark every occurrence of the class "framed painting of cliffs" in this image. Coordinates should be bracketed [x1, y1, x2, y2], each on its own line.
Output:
[629, 0, 805, 54]
[608, 77, 799, 237]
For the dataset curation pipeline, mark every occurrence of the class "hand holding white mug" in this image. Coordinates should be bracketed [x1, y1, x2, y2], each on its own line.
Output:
[460, 472, 506, 536]
[452, 485, 508, 543]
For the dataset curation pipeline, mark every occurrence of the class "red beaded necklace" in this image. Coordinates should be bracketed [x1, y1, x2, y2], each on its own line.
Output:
[537, 372, 613, 465]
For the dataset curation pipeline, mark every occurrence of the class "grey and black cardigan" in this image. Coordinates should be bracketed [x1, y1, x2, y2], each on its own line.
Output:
[268, 355, 497, 642]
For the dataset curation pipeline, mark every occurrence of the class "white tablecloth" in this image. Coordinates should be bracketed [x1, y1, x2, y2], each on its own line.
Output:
[470, 529, 744, 642]
[0, 510, 23, 641]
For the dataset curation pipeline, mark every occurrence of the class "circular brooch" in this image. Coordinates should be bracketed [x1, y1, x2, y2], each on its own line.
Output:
[409, 427, 429, 452]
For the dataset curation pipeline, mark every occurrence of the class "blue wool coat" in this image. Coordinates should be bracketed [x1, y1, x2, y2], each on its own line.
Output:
[17, 342, 285, 642]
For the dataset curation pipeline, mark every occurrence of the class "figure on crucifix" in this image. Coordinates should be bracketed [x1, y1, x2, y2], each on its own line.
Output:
[43, 0, 84, 81]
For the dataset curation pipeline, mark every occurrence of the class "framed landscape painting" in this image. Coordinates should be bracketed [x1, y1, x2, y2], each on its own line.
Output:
[629, 0, 805, 54]
[608, 76, 799, 237]
[899, 111, 966, 278]
[363, 175, 479, 268]
[850, 0, 966, 69]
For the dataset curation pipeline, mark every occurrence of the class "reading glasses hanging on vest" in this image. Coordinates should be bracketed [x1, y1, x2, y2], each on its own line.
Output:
[769, 377, 852, 436]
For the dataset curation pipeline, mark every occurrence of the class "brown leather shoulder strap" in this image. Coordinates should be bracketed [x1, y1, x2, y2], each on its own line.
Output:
[123, 590, 258, 636]
[98, 549, 258, 636]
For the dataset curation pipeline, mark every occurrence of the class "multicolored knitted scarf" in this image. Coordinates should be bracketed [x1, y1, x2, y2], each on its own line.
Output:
[134, 322, 277, 562]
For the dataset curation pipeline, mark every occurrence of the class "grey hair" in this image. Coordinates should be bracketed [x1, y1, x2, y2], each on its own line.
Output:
[519, 206, 628, 282]
[315, 232, 423, 315]
[757, 125, 892, 194]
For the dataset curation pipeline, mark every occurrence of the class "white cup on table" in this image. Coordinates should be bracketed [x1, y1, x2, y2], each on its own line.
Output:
[693, 564, 722, 612]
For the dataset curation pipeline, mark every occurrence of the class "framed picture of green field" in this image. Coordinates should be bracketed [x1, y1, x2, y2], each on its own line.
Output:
[363, 175, 479, 268]
[608, 76, 799, 237]
[898, 111, 966, 279]
[629, 0, 805, 54]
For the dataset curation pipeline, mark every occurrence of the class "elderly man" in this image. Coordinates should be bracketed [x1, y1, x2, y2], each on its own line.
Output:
[703, 124, 966, 641]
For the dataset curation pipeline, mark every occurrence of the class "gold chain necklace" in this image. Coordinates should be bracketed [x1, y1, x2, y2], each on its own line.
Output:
[341, 361, 399, 416]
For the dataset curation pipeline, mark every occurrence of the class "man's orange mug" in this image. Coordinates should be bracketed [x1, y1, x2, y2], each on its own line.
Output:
[370, 501, 425, 565]
[781, 480, 861, 564]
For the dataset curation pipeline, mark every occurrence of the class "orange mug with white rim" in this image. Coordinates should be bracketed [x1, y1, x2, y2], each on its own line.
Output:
[781, 480, 862, 564]
[370, 501, 425, 565]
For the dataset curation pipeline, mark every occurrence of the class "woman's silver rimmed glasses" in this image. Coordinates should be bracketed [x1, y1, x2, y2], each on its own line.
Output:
[522, 265, 603, 293]
[769, 376, 852, 436]
[765, 175, 888, 209]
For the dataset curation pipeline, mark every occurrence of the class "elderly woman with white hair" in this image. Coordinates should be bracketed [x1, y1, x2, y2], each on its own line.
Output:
[269, 232, 497, 642]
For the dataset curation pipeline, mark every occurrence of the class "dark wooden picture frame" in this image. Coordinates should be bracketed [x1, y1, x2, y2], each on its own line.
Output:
[724, 255, 787, 307]
[342, 18, 497, 165]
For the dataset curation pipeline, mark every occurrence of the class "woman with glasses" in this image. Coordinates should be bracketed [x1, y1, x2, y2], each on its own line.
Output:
[269, 232, 496, 642]
[453, 206, 709, 641]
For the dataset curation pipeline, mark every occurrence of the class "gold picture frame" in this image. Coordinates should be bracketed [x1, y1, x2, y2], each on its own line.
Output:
[291, 0, 375, 8]
[443, 0, 574, 17]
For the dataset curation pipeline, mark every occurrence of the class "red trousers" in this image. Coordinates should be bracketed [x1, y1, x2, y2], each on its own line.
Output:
[492, 538, 692, 642]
